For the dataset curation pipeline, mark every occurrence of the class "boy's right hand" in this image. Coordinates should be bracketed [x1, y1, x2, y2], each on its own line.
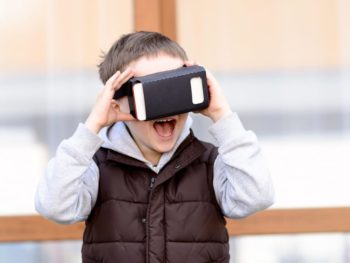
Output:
[85, 68, 135, 134]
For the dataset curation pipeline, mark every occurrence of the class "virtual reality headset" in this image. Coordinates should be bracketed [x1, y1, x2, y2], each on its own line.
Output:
[113, 65, 209, 121]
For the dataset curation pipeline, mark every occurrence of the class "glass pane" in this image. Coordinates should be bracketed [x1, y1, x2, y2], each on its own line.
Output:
[177, 0, 350, 208]
[0, 0, 133, 216]
[230, 234, 350, 263]
[0, 241, 82, 263]
[1, 236, 349, 263]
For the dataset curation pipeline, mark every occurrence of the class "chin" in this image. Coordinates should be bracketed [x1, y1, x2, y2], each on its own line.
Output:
[152, 140, 177, 153]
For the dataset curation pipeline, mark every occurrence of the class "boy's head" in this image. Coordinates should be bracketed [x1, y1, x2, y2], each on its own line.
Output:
[98, 31, 188, 84]
[99, 32, 190, 164]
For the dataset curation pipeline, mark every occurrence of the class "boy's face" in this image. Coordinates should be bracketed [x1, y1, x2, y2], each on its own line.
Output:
[120, 53, 188, 163]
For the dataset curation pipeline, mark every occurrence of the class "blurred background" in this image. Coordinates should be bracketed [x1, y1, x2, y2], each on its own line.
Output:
[1, 0, 350, 262]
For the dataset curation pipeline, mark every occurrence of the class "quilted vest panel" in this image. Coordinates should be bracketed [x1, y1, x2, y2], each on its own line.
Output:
[82, 134, 230, 263]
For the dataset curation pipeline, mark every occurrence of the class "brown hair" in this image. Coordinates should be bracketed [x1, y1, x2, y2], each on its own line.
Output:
[98, 31, 188, 84]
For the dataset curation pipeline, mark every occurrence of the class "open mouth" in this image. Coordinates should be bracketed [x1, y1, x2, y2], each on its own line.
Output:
[153, 118, 176, 137]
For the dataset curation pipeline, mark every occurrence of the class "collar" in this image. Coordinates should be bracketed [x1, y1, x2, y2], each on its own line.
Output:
[99, 116, 193, 173]
[104, 130, 208, 189]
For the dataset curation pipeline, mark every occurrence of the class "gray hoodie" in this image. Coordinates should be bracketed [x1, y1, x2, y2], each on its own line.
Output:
[35, 113, 274, 224]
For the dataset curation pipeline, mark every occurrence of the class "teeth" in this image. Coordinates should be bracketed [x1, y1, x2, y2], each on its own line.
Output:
[156, 119, 173, 123]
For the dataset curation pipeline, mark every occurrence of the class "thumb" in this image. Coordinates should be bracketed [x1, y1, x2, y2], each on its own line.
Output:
[118, 112, 136, 122]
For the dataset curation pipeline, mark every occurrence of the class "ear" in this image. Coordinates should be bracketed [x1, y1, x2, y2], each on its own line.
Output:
[117, 96, 131, 113]
[111, 99, 120, 110]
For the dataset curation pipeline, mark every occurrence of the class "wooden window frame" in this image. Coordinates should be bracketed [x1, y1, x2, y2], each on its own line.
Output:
[134, 0, 177, 40]
[1, 208, 350, 242]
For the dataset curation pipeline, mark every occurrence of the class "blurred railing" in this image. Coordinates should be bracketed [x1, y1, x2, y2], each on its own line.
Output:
[1, 207, 350, 242]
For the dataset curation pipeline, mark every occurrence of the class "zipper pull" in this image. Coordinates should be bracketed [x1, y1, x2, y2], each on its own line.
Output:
[149, 176, 156, 189]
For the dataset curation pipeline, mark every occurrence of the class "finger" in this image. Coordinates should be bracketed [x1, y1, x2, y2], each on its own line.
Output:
[118, 112, 136, 121]
[101, 70, 132, 103]
[185, 60, 206, 71]
[112, 68, 132, 85]
[204, 68, 216, 86]
[111, 68, 134, 91]
[184, 60, 195, 67]
[104, 71, 123, 99]
[105, 70, 121, 87]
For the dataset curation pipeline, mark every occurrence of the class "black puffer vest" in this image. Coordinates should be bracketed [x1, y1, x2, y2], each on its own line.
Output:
[82, 133, 230, 263]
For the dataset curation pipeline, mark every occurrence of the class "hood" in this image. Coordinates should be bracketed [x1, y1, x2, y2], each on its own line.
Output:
[98, 116, 193, 173]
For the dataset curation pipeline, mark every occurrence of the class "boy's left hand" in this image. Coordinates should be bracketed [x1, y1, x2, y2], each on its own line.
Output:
[185, 61, 232, 122]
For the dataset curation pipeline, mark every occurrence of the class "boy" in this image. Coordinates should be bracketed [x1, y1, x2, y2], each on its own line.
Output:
[36, 31, 274, 263]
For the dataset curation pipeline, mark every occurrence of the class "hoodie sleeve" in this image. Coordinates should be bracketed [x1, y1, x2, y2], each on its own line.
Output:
[35, 123, 103, 224]
[208, 113, 274, 219]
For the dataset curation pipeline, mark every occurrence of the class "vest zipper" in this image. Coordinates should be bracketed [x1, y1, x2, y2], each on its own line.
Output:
[146, 176, 156, 263]
[149, 176, 156, 190]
